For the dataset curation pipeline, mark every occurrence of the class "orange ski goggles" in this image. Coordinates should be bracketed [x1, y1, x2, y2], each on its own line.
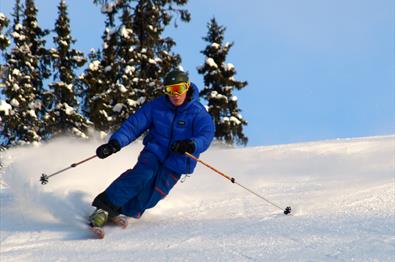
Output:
[164, 82, 190, 96]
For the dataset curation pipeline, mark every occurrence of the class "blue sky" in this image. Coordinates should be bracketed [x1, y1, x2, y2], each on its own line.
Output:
[1, 0, 394, 146]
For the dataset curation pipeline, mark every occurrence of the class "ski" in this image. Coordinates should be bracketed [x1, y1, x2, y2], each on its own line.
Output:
[110, 215, 128, 229]
[89, 216, 128, 239]
[90, 226, 105, 239]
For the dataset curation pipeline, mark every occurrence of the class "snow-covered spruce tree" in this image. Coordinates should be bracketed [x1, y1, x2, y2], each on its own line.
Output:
[0, 13, 11, 52]
[0, 13, 10, 142]
[45, 0, 90, 139]
[0, 1, 22, 114]
[108, 6, 142, 126]
[83, 0, 190, 132]
[22, 0, 51, 89]
[0, 0, 50, 146]
[80, 3, 121, 132]
[0, 12, 11, 89]
[130, 0, 190, 101]
[198, 18, 248, 145]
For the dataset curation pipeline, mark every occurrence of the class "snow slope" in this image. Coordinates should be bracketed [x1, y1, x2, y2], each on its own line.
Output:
[0, 135, 394, 261]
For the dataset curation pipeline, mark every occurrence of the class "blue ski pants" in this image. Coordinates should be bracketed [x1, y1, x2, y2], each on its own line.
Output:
[103, 150, 181, 218]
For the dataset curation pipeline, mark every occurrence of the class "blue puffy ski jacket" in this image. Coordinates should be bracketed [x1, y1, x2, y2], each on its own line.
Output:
[110, 82, 215, 174]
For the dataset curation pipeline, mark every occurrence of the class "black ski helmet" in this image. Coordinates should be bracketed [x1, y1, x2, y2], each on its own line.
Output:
[164, 70, 189, 85]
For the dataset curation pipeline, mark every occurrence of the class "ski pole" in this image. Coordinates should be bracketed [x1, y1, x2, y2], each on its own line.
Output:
[185, 152, 292, 215]
[40, 155, 97, 185]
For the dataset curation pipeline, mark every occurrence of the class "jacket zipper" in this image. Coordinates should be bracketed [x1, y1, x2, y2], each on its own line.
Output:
[164, 108, 178, 162]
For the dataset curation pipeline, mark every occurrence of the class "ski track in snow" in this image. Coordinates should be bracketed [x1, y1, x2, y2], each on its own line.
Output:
[0, 135, 394, 261]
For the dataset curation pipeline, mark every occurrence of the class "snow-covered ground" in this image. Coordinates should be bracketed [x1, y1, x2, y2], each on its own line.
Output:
[0, 135, 394, 261]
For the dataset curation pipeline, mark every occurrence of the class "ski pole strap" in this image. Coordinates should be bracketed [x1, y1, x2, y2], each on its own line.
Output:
[185, 152, 235, 183]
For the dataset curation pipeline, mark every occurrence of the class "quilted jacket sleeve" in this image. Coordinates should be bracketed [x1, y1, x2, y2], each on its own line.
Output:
[191, 110, 215, 154]
[110, 102, 153, 148]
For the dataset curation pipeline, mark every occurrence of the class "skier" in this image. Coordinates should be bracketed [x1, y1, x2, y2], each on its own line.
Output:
[89, 70, 215, 232]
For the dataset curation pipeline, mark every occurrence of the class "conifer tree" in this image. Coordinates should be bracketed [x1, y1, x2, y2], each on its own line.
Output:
[80, 3, 121, 132]
[130, 0, 190, 101]
[108, 6, 141, 126]
[0, 13, 11, 88]
[0, 13, 10, 136]
[198, 18, 248, 145]
[23, 0, 51, 85]
[0, 0, 50, 145]
[12, 0, 23, 25]
[45, 0, 90, 139]
[83, 0, 190, 132]
[0, 13, 11, 52]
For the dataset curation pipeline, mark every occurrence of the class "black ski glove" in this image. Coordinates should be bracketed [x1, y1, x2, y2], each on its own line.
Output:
[96, 140, 121, 159]
[171, 139, 195, 154]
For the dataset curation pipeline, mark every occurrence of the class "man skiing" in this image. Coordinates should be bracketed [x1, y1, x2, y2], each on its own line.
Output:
[89, 70, 215, 235]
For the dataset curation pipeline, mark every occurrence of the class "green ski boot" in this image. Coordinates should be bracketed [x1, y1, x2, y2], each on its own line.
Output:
[89, 209, 108, 228]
